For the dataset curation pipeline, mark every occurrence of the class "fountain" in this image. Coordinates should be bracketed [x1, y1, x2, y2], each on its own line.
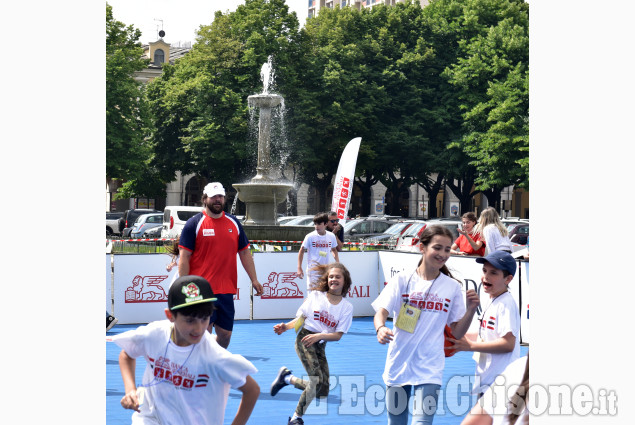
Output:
[232, 57, 293, 226]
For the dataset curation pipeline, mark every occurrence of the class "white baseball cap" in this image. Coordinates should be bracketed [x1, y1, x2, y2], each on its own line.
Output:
[203, 182, 225, 197]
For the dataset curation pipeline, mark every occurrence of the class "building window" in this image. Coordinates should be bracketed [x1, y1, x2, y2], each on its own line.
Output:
[154, 49, 165, 66]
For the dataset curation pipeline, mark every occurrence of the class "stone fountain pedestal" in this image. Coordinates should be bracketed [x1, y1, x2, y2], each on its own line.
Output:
[232, 89, 293, 226]
[232, 182, 293, 225]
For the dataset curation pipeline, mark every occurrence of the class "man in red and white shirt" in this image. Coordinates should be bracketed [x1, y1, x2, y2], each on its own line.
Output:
[179, 182, 263, 348]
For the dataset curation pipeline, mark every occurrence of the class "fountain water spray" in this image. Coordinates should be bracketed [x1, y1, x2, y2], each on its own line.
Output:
[232, 56, 293, 225]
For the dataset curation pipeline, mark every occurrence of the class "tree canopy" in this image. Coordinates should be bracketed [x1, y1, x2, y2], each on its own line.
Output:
[107, 0, 529, 216]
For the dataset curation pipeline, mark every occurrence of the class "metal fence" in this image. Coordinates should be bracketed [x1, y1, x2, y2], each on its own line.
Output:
[106, 237, 394, 254]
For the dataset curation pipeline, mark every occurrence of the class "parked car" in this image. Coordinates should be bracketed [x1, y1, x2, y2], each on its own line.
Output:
[119, 209, 162, 237]
[277, 216, 298, 225]
[395, 219, 461, 252]
[143, 225, 163, 238]
[280, 215, 314, 226]
[509, 222, 529, 246]
[361, 220, 424, 247]
[106, 211, 124, 236]
[343, 217, 400, 242]
[161, 206, 204, 239]
[130, 213, 164, 239]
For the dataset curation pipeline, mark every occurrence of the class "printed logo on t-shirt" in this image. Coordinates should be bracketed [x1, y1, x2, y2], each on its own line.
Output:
[311, 241, 331, 248]
[313, 310, 339, 329]
[150, 356, 197, 391]
[401, 292, 447, 313]
[203, 228, 215, 236]
[481, 316, 496, 330]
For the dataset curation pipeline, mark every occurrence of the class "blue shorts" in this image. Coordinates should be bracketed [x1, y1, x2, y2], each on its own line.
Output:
[209, 293, 235, 332]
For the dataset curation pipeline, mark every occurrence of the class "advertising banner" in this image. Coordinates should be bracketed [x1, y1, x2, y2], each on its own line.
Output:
[331, 137, 361, 225]
[113, 254, 176, 324]
[252, 252, 308, 320]
[113, 254, 248, 324]
[109, 252, 529, 343]
[251, 252, 379, 320]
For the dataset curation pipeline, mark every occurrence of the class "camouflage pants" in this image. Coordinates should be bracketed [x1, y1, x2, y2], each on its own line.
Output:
[293, 327, 330, 416]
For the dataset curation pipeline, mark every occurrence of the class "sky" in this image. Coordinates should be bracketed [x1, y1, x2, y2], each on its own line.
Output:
[107, 0, 308, 45]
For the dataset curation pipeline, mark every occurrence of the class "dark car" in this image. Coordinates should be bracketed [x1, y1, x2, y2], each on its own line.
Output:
[509, 222, 529, 246]
[119, 208, 162, 238]
[343, 217, 400, 242]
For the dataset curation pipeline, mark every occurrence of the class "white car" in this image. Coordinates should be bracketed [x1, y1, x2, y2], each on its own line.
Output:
[161, 206, 204, 239]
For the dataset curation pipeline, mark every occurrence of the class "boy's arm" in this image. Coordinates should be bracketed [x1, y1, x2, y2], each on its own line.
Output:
[332, 247, 339, 263]
[448, 332, 516, 354]
[297, 248, 305, 278]
[231, 375, 260, 425]
[118, 349, 141, 412]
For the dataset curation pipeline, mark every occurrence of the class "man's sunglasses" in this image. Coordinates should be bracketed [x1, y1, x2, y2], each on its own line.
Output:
[329, 219, 339, 223]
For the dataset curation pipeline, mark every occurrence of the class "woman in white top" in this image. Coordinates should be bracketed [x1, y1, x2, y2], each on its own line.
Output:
[475, 208, 512, 254]
[372, 225, 480, 425]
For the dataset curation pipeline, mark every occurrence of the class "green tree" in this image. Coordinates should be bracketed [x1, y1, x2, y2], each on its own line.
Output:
[145, 0, 301, 196]
[440, 0, 529, 208]
[105, 3, 150, 185]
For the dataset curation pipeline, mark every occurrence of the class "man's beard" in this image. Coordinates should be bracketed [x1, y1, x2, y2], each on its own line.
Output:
[206, 199, 225, 214]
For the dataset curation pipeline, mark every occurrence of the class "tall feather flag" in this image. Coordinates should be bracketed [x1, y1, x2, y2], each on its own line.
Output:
[330, 137, 361, 227]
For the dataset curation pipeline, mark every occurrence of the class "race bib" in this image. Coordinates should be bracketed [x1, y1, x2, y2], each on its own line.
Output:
[319, 250, 327, 257]
[394, 303, 421, 333]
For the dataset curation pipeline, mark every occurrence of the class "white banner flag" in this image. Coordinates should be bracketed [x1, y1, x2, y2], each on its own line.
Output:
[331, 137, 361, 226]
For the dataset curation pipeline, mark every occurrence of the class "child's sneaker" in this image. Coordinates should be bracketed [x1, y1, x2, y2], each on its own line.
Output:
[287, 416, 304, 425]
[106, 313, 118, 331]
[270, 366, 292, 396]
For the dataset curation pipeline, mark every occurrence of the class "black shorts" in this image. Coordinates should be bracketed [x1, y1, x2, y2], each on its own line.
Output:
[209, 293, 236, 332]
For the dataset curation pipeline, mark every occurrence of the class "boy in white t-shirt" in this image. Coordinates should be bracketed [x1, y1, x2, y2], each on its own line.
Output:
[297, 213, 339, 290]
[109, 275, 260, 425]
[446, 251, 521, 395]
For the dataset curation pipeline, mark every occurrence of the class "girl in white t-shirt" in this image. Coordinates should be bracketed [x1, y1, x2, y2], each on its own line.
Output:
[270, 263, 354, 425]
[372, 225, 480, 425]
[474, 208, 512, 254]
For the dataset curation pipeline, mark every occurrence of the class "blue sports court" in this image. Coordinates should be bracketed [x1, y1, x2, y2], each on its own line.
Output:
[107, 317, 528, 424]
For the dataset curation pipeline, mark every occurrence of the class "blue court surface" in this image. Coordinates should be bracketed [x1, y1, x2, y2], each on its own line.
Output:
[107, 317, 528, 424]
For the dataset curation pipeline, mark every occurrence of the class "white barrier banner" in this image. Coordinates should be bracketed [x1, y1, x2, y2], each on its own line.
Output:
[234, 256, 252, 320]
[106, 255, 112, 313]
[377, 251, 421, 295]
[113, 254, 249, 324]
[519, 261, 529, 344]
[110, 252, 529, 343]
[250, 252, 379, 320]
[113, 254, 176, 324]
[337, 251, 379, 316]
[252, 252, 306, 320]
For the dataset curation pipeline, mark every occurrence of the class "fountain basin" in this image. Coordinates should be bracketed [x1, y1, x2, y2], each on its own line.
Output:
[233, 182, 293, 225]
[248, 94, 283, 109]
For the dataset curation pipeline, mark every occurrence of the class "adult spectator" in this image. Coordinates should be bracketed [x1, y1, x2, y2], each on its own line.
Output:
[178, 182, 263, 348]
[474, 207, 513, 254]
[451, 212, 486, 256]
[326, 211, 344, 252]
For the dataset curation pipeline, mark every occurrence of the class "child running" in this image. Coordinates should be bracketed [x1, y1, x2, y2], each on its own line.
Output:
[446, 250, 520, 396]
[372, 225, 480, 425]
[297, 213, 340, 290]
[270, 262, 354, 425]
[109, 275, 260, 425]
